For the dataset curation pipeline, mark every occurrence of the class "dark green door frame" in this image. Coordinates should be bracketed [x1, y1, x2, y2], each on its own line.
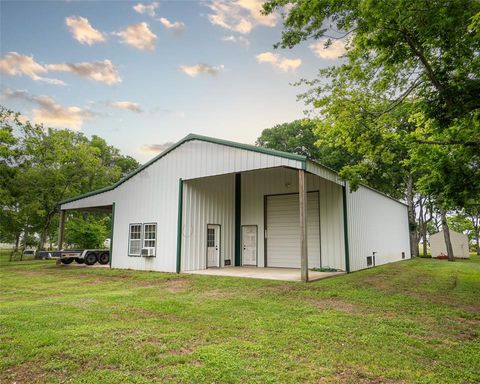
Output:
[234, 173, 241, 266]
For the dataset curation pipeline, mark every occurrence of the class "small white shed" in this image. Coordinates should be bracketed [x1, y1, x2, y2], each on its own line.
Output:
[430, 230, 470, 259]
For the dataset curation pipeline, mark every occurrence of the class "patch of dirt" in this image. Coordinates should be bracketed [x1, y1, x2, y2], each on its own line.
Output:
[0, 361, 66, 384]
[308, 297, 365, 315]
[200, 288, 233, 299]
[319, 368, 406, 384]
[12, 270, 53, 277]
[169, 345, 195, 355]
[164, 278, 190, 293]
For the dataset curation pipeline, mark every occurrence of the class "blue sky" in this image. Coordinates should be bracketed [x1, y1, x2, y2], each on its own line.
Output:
[0, 0, 344, 162]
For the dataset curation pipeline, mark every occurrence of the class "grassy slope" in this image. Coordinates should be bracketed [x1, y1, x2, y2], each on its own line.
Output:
[0, 252, 479, 384]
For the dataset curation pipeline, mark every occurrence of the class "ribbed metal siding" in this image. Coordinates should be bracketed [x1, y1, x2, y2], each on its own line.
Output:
[242, 167, 345, 270]
[346, 183, 411, 271]
[181, 174, 235, 271]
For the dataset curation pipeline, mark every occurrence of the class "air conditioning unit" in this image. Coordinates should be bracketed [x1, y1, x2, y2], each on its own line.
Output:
[141, 247, 156, 257]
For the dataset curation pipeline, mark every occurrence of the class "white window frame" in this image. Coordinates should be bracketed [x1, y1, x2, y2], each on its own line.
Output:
[128, 223, 142, 256]
[142, 223, 157, 252]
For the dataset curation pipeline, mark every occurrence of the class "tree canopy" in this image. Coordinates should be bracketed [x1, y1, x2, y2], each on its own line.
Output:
[262, 0, 480, 259]
[0, 107, 139, 251]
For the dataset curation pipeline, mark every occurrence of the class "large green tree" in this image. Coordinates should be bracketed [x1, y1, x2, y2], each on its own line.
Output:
[0, 107, 139, 251]
[256, 119, 358, 170]
[263, 0, 480, 259]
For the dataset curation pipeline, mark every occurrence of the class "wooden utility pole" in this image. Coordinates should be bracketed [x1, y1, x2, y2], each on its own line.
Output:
[57, 210, 65, 251]
[299, 170, 308, 282]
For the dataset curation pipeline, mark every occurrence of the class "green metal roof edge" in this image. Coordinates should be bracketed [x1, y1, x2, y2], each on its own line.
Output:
[59, 133, 307, 206]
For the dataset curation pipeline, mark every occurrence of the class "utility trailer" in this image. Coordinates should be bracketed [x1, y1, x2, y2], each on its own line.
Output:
[54, 249, 110, 266]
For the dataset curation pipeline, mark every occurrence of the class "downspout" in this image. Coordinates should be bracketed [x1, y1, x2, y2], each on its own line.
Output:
[342, 185, 351, 273]
[109, 202, 115, 268]
[176, 179, 183, 273]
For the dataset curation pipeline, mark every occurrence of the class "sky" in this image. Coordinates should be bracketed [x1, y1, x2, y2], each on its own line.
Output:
[0, 0, 344, 163]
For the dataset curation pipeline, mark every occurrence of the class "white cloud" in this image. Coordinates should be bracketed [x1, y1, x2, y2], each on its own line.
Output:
[2, 89, 93, 130]
[47, 60, 121, 85]
[158, 17, 185, 34]
[205, 0, 277, 34]
[178, 63, 224, 77]
[139, 142, 175, 154]
[107, 101, 142, 113]
[65, 16, 106, 45]
[133, 2, 159, 17]
[116, 22, 157, 51]
[309, 39, 347, 59]
[0, 52, 65, 85]
[256, 52, 301, 72]
[221, 34, 250, 47]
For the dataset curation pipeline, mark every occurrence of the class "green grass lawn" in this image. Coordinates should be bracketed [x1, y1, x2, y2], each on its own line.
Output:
[1, 252, 479, 384]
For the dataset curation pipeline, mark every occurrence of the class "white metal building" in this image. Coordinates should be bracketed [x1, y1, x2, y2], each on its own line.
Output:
[430, 230, 470, 259]
[59, 134, 411, 280]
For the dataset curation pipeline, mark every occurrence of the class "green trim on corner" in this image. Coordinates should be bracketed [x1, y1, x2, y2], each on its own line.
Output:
[58, 133, 307, 206]
[234, 173, 241, 266]
[109, 202, 115, 268]
[342, 186, 350, 273]
[176, 179, 183, 274]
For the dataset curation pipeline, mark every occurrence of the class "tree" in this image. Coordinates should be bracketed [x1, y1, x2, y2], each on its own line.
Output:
[449, 207, 480, 254]
[0, 106, 140, 251]
[65, 214, 110, 249]
[256, 119, 357, 170]
[263, 0, 480, 260]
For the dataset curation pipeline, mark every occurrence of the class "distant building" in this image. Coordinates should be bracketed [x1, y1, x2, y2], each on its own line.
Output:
[430, 230, 470, 259]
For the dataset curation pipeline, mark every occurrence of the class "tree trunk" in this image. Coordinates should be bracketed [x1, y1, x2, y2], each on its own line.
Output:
[471, 216, 480, 255]
[440, 208, 455, 261]
[406, 176, 419, 257]
[10, 232, 21, 262]
[39, 211, 54, 251]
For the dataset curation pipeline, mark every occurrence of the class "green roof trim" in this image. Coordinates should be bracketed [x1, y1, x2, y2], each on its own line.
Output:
[59, 133, 307, 206]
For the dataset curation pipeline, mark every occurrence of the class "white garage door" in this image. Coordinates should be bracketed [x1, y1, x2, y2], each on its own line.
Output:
[266, 192, 321, 268]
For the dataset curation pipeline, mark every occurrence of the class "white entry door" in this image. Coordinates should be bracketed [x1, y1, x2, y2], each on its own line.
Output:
[207, 224, 220, 268]
[242, 226, 257, 266]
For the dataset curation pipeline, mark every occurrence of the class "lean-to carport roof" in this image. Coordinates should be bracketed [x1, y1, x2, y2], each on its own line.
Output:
[59, 133, 366, 207]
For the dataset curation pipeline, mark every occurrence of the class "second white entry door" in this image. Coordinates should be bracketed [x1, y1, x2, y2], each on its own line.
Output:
[242, 226, 257, 266]
[207, 224, 220, 268]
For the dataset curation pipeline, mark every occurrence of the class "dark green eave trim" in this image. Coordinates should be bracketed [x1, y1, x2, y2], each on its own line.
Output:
[176, 179, 183, 274]
[58, 133, 307, 206]
[342, 186, 350, 273]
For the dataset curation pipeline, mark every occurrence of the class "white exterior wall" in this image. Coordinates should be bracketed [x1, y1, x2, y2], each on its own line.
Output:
[181, 174, 235, 271]
[346, 184, 410, 271]
[430, 230, 470, 258]
[60, 140, 303, 272]
[242, 168, 345, 270]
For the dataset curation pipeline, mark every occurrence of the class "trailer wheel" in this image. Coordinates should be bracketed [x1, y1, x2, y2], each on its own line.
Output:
[60, 258, 74, 264]
[84, 252, 98, 266]
[75, 258, 85, 264]
[98, 252, 109, 265]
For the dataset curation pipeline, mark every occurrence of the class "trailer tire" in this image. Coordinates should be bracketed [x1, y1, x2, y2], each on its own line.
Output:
[98, 252, 109, 265]
[75, 258, 85, 264]
[60, 258, 74, 264]
[84, 252, 98, 266]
